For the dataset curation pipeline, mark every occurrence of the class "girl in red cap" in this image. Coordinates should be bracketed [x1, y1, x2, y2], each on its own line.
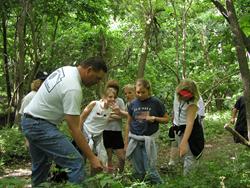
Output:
[172, 79, 204, 175]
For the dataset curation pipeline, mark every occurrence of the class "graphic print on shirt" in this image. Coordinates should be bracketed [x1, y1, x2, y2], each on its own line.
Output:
[44, 68, 65, 93]
[134, 107, 151, 123]
[96, 109, 110, 118]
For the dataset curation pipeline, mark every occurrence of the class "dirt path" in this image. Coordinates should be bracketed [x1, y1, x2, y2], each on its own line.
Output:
[0, 161, 31, 187]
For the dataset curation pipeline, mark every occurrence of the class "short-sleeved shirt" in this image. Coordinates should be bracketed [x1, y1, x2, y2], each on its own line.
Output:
[234, 96, 247, 132]
[128, 96, 166, 136]
[19, 91, 37, 115]
[24, 66, 82, 125]
[104, 97, 126, 131]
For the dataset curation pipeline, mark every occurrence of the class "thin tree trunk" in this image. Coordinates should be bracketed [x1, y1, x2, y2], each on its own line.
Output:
[12, 0, 29, 125]
[170, 0, 181, 82]
[50, 15, 60, 64]
[137, 14, 153, 79]
[200, 28, 212, 67]
[28, 1, 40, 82]
[181, 0, 193, 79]
[1, 6, 12, 105]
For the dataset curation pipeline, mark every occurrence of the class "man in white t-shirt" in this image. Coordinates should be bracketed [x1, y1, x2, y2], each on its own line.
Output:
[21, 57, 107, 186]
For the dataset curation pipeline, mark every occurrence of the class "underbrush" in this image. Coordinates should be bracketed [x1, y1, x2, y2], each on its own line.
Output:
[0, 126, 29, 168]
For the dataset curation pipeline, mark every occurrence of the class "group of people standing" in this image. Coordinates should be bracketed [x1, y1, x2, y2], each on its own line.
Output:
[24, 56, 250, 187]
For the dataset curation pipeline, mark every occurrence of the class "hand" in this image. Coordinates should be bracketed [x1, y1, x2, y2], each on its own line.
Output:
[146, 116, 155, 123]
[111, 104, 121, 115]
[230, 118, 235, 125]
[89, 156, 103, 172]
[179, 141, 188, 157]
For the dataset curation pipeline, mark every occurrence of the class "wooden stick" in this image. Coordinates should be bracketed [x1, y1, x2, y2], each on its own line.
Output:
[224, 124, 250, 147]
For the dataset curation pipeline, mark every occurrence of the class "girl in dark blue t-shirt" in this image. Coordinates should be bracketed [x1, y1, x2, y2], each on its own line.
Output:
[125, 79, 168, 184]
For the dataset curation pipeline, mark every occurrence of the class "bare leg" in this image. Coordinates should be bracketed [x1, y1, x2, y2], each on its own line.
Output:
[106, 148, 113, 171]
[115, 149, 125, 172]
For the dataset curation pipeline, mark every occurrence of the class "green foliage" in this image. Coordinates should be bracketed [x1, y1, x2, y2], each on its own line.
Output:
[85, 173, 124, 188]
[204, 111, 231, 140]
[0, 126, 29, 165]
[0, 177, 28, 188]
[239, 14, 250, 36]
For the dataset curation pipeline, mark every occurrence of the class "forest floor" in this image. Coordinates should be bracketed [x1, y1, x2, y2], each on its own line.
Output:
[0, 131, 237, 188]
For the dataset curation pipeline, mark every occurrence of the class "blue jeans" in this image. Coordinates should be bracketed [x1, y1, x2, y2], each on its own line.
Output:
[130, 142, 163, 184]
[21, 117, 84, 186]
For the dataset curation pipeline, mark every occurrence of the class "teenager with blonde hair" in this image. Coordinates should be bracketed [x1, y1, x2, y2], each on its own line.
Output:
[172, 79, 204, 175]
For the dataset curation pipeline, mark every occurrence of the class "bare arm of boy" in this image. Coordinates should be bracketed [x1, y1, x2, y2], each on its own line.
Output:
[65, 114, 103, 171]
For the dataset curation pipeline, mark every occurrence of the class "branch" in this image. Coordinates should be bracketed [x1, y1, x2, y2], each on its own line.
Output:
[211, 0, 229, 22]
[211, 0, 250, 54]
[224, 124, 250, 147]
[202, 71, 238, 96]
[155, 52, 180, 82]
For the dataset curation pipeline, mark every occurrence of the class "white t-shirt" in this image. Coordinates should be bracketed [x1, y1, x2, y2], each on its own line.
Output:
[173, 94, 198, 126]
[24, 66, 82, 125]
[84, 100, 112, 136]
[19, 91, 37, 115]
[104, 97, 126, 131]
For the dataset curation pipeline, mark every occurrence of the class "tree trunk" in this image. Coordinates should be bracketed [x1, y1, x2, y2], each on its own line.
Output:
[170, 0, 181, 82]
[137, 13, 153, 79]
[200, 28, 212, 67]
[27, 2, 40, 85]
[181, 0, 193, 79]
[12, 0, 29, 125]
[226, 0, 250, 140]
[1, 5, 12, 105]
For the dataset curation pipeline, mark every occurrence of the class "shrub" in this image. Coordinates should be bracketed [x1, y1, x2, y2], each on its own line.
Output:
[0, 126, 29, 164]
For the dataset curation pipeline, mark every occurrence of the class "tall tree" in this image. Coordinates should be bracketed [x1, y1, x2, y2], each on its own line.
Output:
[12, 0, 29, 124]
[1, 1, 12, 104]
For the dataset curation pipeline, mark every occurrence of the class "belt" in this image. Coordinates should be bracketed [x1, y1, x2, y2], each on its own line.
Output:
[24, 113, 45, 121]
[24, 113, 56, 126]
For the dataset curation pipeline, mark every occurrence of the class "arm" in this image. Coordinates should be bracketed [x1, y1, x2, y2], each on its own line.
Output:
[179, 104, 198, 157]
[65, 114, 103, 170]
[79, 101, 96, 129]
[109, 102, 128, 120]
[124, 114, 132, 150]
[230, 108, 238, 124]
[146, 112, 169, 124]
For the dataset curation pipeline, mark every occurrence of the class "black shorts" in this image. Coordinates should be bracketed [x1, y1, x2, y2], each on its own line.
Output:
[103, 130, 124, 149]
